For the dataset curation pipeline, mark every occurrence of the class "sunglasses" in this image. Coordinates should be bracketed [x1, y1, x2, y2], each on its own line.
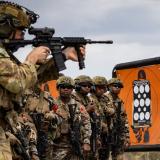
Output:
[113, 84, 122, 89]
[60, 85, 73, 89]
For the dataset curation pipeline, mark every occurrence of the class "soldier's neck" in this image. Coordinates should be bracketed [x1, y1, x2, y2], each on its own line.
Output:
[61, 96, 71, 104]
[111, 93, 118, 100]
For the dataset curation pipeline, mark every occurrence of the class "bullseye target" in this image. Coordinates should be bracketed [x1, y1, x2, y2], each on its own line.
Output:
[133, 80, 151, 127]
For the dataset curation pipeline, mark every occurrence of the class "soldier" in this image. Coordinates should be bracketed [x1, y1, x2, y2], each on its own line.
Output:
[0, 1, 86, 159]
[53, 76, 92, 160]
[73, 75, 98, 159]
[91, 76, 115, 160]
[24, 85, 62, 160]
[0, 1, 50, 159]
[106, 78, 130, 160]
[73, 75, 94, 112]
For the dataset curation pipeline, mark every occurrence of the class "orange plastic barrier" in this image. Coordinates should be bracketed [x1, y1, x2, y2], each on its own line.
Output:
[113, 59, 160, 150]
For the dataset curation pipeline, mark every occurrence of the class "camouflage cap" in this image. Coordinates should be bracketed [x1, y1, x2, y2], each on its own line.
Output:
[92, 76, 107, 86]
[108, 78, 123, 87]
[56, 76, 74, 87]
[74, 75, 93, 85]
[0, 1, 38, 29]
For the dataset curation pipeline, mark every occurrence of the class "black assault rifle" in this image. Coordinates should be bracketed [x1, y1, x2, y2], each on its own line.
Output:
[2, 27, 113, 72]
[30, 112, 48, 159]
[90, 112, 98, 158]
[5, 116, 31, 160]
[68, 104, 84, 160]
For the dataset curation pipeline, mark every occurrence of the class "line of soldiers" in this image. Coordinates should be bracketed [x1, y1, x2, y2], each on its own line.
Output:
[71, 75, 130, 160]
[8, 75, 130, 160]
[0, 1, 130, 160]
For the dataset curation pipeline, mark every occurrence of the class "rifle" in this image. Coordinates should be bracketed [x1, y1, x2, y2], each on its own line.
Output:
[112, 101, 123, 147]
[68, 104, 84, 160]
[5, 116, 31, 160]
[29, 112, 48, 159]
[90, 112, 98, 158]
[2, 27, 113, 71]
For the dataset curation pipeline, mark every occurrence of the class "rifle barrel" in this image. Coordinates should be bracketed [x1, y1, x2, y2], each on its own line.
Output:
[86, 40, 113, 44]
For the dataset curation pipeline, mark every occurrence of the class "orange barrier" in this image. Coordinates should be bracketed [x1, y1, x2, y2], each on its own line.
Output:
[41, 80, 59, 98]
[113, 57, 160, 151]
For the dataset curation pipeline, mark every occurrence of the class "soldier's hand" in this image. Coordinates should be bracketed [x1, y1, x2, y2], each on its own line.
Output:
[31, 154, 39, 160]
[124, 140, 130, 149]
[82, 143, 91, 154]
[45, 111, 56, 120]
[5, 131, 21, 145]
[86, 102, 95, 113]
[25, 46, 50, 64]
[105, 107, 115, 116]
[101, 122, 108, 133]
[63, 46, 86, 61]
[96, 139, 101, 148]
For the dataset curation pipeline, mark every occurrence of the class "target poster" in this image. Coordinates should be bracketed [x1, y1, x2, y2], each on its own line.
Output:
[113, 57, 160, 151]
[133, 80, 151, 128]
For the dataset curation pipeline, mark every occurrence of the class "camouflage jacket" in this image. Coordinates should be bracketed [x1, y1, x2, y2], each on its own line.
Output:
[72, 91, 91, 107]
[0, 46, 37, 110]
[106, 92, 130, 146]
[54, 97, 92, 145]
[37, 58, 59, 84]
[89, 94, 115, 133]
[24, 89, 62, 129]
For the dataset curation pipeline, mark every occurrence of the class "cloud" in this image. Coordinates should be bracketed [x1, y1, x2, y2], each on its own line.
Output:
[63, 42, 160, 79]
[12, 0, 160, 79]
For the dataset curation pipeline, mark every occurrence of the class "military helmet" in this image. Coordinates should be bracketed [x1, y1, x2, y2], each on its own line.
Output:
[56, 76, 74, 88]
[108, 78, 123, 88]
[74, 75, 93, 85]
[0, 1, 39, 38]
[92, 76, 107, 86]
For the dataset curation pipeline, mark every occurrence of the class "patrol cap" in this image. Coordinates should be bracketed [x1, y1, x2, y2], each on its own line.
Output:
[92, 76, 107, 86]
[74, 75, 93, 85]
[0, 1, 38, 28]
[108, 78, 123, 88]
[56, 76, 74, 88]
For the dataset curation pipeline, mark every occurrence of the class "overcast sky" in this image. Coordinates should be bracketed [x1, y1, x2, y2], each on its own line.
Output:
[12, 0, 160, 79]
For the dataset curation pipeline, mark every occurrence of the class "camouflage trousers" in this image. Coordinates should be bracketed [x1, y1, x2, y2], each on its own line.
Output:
[0, 127, 12, 160]
[112, 154, 124, 160]
[111, 146, 124, 160]
[38, 138, 54, 160]
[85, 151, 98, 160]
[98, 147, 110, 160]
[98, 145, 124, 160]
[52, 145, 81, 160]
[51, 134, 85, 160]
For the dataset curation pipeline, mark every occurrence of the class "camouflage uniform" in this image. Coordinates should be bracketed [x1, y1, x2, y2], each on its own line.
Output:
[53, 76, 91, 160]
[106, 78, 130, 160]
[73, 75, 98, 160]
[0, 30, 37, 159]
[0, 2, 46, 159]
[91, 76, 115, 160]
[23, 86, 61, 160]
